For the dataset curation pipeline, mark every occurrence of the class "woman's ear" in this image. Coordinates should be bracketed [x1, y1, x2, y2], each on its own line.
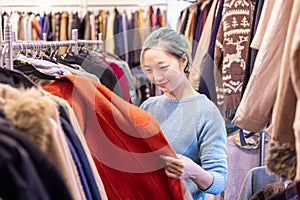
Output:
[181, 54, 188, 71]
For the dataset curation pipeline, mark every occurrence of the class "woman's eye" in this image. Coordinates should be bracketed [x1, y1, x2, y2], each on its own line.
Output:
[144, 68, 152, 73]
[160, 65, 169, 70]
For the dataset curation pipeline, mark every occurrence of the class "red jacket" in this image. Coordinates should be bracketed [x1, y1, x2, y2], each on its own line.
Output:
[43, 75, 185, 200]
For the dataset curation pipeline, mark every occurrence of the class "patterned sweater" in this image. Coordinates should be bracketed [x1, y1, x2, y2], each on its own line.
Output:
[214, 0, 252, 116]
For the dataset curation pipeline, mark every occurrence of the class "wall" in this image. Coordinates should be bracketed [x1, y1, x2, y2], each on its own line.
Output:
[166, 0, 191, 30]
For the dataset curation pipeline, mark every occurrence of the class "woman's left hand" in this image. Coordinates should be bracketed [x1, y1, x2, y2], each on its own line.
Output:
[160, 154, 199, 179]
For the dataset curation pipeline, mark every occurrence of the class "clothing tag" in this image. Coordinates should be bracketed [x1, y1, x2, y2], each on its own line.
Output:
[61, 53, 67, 60]
[234, 130, 264, 150]
[20, 59, 27, 64]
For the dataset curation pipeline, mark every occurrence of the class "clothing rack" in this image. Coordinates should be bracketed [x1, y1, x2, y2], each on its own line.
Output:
[0, 1, 168, 17]
[0, 4, 82, 8]
[177, 0, 197, 3]
[259, 131, 266, 166]
[84, 2, 168, 15]
[2, 20, 103, 70]
[86, 3, 167, 7]
[239, 128, 267, 166]
[0, 2, 167, 8]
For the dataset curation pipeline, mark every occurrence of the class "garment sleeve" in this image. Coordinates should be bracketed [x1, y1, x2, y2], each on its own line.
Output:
[232, 0, 294, 132]
[198, 105, 228, 194]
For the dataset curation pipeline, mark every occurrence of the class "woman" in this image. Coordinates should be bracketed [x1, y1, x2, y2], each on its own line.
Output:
[139, 27, 228, 200]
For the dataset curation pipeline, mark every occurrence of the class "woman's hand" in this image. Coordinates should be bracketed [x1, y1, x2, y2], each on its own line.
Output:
[160, 154, 214, 190]
[159, 154, 199, 179]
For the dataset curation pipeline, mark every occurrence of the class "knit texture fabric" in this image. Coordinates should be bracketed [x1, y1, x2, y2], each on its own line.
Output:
[214, 0, 252, 115]
[140, 94, 228, 200]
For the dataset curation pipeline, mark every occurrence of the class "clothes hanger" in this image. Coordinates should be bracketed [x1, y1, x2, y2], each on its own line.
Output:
[12, 43, 63, 81]
[177, 0, 197, 3]
[0, 44, 8, 68]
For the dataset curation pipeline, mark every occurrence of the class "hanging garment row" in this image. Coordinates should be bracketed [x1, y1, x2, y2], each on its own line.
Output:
[1, 5, 168, 104]
[232, 0, 300, 199]
[0, 6, 166, 68]
[0, 70, 190, 200]
[176, 0, 300, 199]
[176, 1, 259, 200]
[1, 26, 140, 105]
[175, 1, 254, 131]
[0, 24, 191, 199]
[177, 0, 253, 131]
[233, 0, 300, 197]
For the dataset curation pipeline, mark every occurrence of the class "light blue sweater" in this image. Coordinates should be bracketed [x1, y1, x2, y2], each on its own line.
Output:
[140, 94, 228, 200]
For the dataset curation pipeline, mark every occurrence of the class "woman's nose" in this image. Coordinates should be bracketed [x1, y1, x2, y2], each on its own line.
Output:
[153, 70, 164, 82]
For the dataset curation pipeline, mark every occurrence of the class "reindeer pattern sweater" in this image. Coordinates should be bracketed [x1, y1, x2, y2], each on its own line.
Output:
[214, 0, 252, 112]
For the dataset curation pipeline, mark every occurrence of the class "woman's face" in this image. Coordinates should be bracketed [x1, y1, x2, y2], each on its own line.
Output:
[142, 49, 186, 95]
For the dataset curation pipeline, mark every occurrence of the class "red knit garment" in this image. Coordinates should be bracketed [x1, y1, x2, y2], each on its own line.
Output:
[43, 75, 185, 200]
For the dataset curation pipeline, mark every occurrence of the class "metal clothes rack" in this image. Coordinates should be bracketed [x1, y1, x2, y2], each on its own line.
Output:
[0, 1, 168, 18]
[239, 128, 267, 166]
[86, 3, 167, 7]
[0, 2, 167, 8]
[2, 21, 102, 70]
[259, 131, 266, 166]
[85, 3, 168, 15]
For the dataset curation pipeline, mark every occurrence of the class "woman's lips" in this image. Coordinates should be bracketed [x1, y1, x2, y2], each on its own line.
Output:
[157, 82, 168, 88]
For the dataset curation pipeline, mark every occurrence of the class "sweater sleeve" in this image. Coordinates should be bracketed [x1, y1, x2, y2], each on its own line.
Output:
[198, 105, 228, 195]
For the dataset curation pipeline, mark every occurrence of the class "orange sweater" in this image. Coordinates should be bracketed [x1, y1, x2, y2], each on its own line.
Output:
[43, 75, 186, 200]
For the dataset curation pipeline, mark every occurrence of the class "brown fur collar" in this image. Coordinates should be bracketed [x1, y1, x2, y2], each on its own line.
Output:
[0, 84, 59, 152]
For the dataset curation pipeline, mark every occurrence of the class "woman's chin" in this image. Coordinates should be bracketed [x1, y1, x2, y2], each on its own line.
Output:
[158, 87, 170, 93]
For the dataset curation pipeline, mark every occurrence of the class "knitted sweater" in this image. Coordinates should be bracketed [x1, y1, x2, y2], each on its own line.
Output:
[140, 94, 228, 200]
[43, 75, 187, 200]
[214, 0, 252, 114]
